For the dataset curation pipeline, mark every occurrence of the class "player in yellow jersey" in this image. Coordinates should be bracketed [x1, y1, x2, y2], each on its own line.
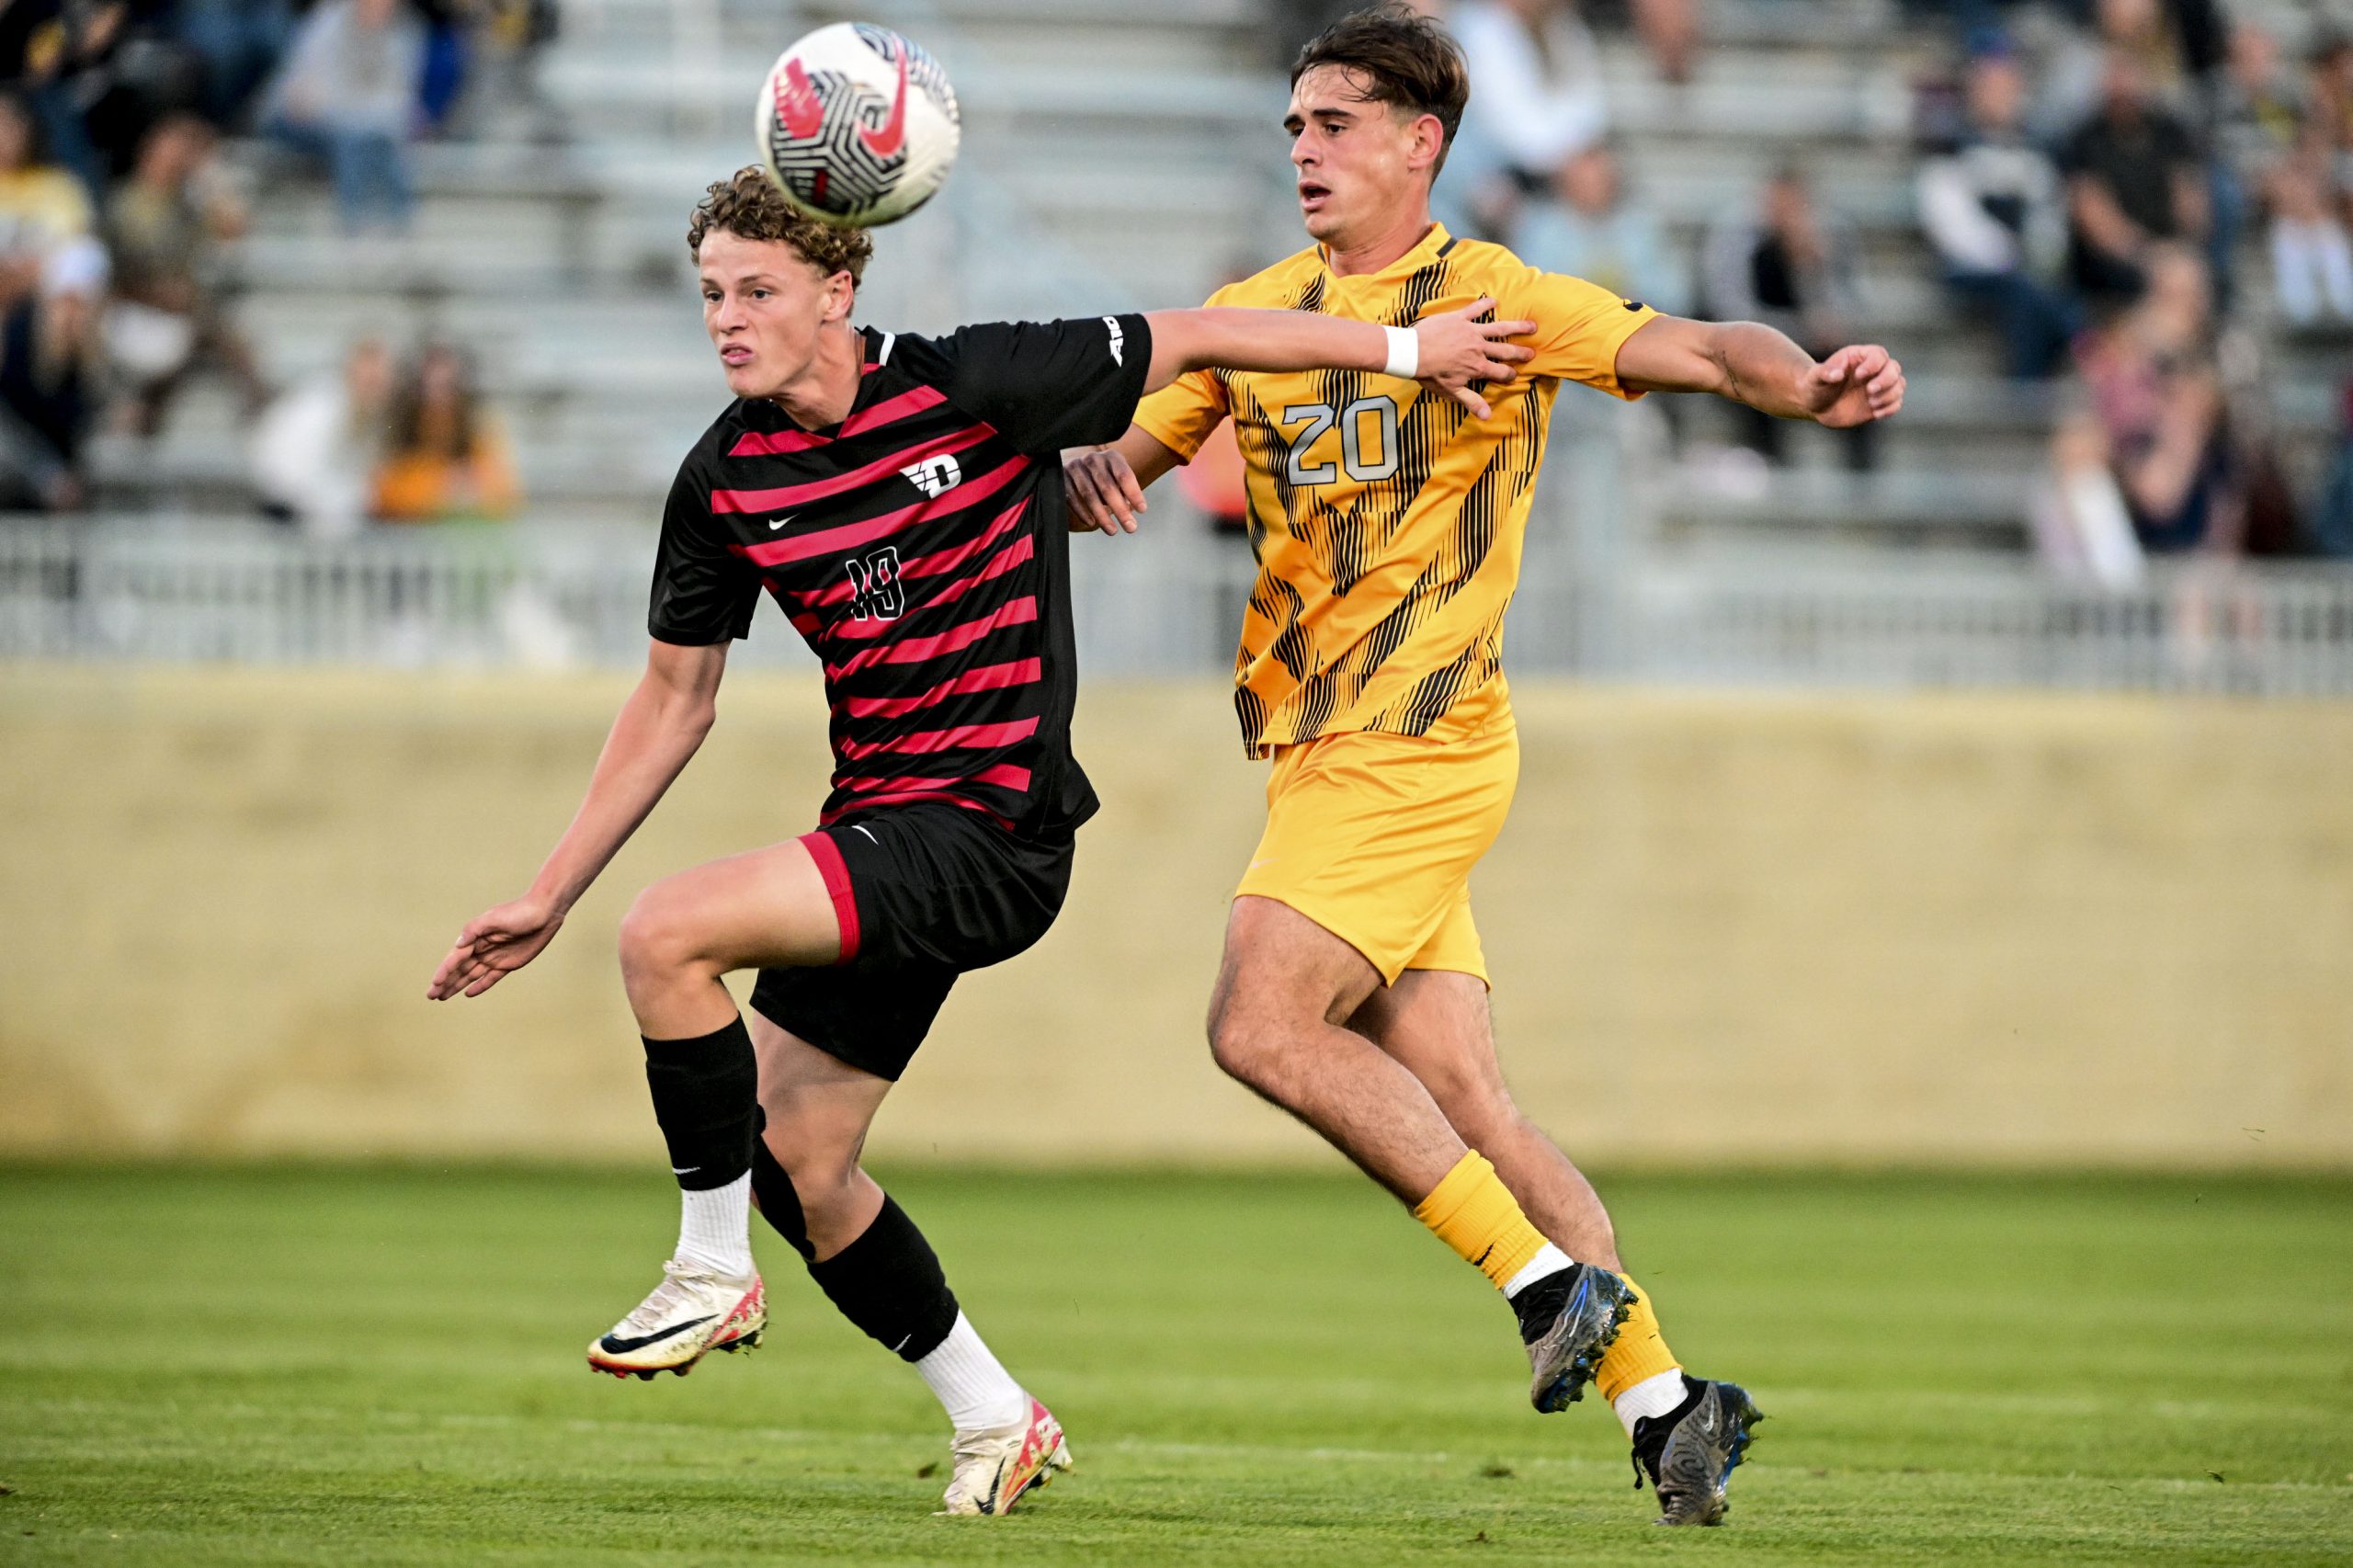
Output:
[1063, 3, 1904, 1528]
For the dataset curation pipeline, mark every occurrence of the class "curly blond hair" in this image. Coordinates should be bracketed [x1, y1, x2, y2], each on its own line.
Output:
[688, 166, 874, 281]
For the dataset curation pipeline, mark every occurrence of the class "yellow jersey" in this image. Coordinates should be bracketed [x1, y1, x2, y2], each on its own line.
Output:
[1134, 223, 1657, 756]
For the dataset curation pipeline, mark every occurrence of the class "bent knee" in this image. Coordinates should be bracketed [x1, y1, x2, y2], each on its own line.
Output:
[1206, 997, 1293, 1093]
[616, 884, 710, 989]
[766, 1139, 861, 1218]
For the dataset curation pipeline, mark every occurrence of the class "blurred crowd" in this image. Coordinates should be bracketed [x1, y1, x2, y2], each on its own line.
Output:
[0, 0, 545, 525]
[1404, 0, 2353, 574]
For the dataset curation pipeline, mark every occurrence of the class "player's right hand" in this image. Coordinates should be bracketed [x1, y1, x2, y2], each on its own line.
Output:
[1063, 445, 1147, 536]
[1415, 296, 1537, 420]
[426, 897, 563, 1001]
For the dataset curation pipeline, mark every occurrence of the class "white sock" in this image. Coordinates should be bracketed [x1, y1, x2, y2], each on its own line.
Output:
[1614, 1367, 1689, 1438]
[917, 1312, 1028, 1432]
[673, 1172, 754, 1277]
[1501, 1241, 1575, 1299]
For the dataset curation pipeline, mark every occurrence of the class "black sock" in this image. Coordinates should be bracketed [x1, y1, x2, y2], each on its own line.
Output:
[1510, 1264, 1580, 1345]
[641, 1017, 758, 1192]
[747, 1119, 815, 1262]
[806, 1194, 960, 1363]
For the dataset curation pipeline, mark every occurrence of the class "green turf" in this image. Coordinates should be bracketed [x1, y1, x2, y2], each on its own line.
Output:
[1, 1165, 2347, 1565]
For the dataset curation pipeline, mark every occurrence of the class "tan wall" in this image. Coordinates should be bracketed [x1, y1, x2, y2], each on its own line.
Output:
[4, 665, 2347, 1167]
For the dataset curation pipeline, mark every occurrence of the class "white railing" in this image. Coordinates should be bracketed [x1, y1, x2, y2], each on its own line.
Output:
[9, 513, 2353, 695]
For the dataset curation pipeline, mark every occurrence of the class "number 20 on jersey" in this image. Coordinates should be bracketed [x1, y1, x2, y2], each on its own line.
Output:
[1279, 394, 1401, 486]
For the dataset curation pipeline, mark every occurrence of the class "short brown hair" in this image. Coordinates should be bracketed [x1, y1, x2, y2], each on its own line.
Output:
[1290, 5, 1470, 174]
[688, 166, 874, 282]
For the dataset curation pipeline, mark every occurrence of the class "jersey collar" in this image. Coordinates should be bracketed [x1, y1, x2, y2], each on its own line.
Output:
[741, 327, 894, 443]
[1317, 222, 1456, 287]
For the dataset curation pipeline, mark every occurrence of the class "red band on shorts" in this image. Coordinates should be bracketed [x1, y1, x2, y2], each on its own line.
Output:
[799, 830, 861, 964]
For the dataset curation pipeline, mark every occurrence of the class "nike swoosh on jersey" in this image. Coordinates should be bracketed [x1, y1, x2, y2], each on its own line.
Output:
[767, 515, 795, 531]
[597, 1313, 716, 1354]
[858, 52, 910, 159]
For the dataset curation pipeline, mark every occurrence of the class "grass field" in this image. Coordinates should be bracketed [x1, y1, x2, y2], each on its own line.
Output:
[1, 1165, 2347, 1565]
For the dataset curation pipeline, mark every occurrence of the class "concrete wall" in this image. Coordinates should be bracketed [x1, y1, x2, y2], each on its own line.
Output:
[4, 665, 2347, 1167]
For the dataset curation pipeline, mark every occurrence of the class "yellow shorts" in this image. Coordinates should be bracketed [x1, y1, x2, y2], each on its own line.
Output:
[1234, 709, 1519, 985]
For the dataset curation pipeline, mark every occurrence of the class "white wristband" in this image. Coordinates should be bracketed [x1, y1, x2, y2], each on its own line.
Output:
[1381, 324, 1419, 381]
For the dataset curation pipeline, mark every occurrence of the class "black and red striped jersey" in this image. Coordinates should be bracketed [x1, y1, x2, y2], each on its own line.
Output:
[649, 314, 1152, 840]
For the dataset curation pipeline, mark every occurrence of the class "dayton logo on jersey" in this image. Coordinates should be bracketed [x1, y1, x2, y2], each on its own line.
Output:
[901, 453, 962, 497]
[843, 545, 905, 620]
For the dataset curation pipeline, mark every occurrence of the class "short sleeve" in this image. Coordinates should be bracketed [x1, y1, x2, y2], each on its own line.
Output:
[646, 455, 758, 645]
[1133, 366, 1231, 463]
[901, 313, 1154, 454]
[1501, 267, 1660, 401]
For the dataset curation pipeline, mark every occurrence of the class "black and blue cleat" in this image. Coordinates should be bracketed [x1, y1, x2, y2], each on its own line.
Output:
[1513, 1263, 1635, 1412]
[1630, 1374, 1765, 1526]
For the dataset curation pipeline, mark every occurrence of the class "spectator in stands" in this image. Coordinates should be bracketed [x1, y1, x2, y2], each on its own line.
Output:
[2036, 0, 2222, 137]
[413, 0, 476, 134]
[1447, 0, 1608, 239]
[1703, 165, 1878, 471]
[1626, 0, 1698, 86]
[260, 0, 426, 235]
[2060, 50, 2210, 303]
[0, 3, 115, 203]
[2311, 34, 2353, 225]
[106, 114, 267, 436]
[2214, 24, 2305, 195]
[2314, 381, 2353, 557]
[371, 342, 519, 522]
[176, 0, 298, 128]
[2267, 147, 2353, 325]
[2056, 244, 2239, 556]
[1517, 142, 1689, 315]
[480, 0, 560, 123]
[0, 236, 106, 512]
[1918, 45, 2081, 378]
[252, 335, 395, 537]
[44, 1, 209, 189]
[0, 90, 95, 267]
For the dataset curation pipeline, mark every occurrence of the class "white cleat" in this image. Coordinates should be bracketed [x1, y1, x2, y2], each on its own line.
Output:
[938, 1396, 1074, 1516]
[585, 1258, 765, 1380]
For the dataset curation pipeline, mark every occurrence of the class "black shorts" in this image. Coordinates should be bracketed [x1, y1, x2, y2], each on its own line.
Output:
[747, 803, 1074, 1081]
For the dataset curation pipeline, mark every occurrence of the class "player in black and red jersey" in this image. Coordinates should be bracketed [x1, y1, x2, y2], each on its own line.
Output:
[426, 167, 1529, 1516]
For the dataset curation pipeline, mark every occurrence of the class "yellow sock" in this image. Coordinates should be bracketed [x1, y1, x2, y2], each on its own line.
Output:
[1411, 1152, 1550, 1291]
[1595, 1275, 1681, 1403]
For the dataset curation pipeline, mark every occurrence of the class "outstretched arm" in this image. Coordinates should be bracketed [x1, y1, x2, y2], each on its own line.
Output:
[426, 638, 728, 1000]
[1143, 299, 1534, 419]
[1614, 314, 1904, 427]
[1067, 297, 1539, 537]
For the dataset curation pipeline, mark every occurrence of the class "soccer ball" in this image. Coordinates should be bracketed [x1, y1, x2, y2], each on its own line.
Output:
[756, 23, 961, 229]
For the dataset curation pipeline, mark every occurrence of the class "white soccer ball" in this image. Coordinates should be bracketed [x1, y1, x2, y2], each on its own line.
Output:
[756, 23, 961, 229]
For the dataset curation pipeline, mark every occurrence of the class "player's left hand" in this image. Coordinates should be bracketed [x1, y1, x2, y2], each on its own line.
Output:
[1802, 345, 1905, 428]
[1063, 445, 1147, 536]
[1414, 296, 1538, 420]
[426, 896, 564, 1001]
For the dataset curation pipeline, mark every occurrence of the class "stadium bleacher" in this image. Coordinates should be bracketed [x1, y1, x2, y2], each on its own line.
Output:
[11, 0, 2353, 688]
